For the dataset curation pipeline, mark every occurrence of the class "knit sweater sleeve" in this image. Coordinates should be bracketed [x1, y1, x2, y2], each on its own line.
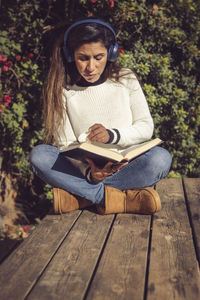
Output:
[108, 73, 154, 147]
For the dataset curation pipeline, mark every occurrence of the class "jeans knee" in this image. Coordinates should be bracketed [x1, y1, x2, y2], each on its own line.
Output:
[29, 144, 50, 169]
[160, 147, 172, 170]
[151, 146, 172, 173]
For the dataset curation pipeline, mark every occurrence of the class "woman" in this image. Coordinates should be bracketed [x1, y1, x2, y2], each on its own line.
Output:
[30, 19, 172, 215]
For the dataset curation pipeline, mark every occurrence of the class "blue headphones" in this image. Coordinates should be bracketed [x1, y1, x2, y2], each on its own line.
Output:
[63, 19, 119, 63]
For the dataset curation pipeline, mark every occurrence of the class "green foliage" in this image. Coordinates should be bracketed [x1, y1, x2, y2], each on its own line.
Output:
[0, 0, 200, 201]
[0, 0, 46, 178]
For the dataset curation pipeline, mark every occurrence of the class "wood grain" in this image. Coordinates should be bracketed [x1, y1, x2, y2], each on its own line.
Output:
[183, 178, 200, 263]
[0, 211, 81, 300]
[86, 213, 151, 300]
[28, 210, 114, 300]
[147, 178, 200, 300]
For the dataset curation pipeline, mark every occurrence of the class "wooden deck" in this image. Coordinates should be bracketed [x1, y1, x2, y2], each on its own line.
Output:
[0, 178, 200, 300]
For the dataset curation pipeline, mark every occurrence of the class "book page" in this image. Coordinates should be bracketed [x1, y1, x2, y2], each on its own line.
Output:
[121, 138, 162, 159]
[120, 141, 151, 156]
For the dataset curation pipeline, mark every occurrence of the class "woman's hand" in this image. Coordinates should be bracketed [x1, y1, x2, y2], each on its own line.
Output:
[85, 158, 128, 183]
[87, 123, 109, 143]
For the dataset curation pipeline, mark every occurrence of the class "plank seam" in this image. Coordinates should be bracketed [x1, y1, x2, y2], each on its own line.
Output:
[24, 210, 83, 300]
[182, 179, 200, 267]
[143, 215, 153, 300]
[83, 214, 117, 300]
[143, 183, 157, 299]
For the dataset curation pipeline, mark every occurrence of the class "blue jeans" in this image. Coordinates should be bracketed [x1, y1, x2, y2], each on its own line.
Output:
[29, 145, 172, 204]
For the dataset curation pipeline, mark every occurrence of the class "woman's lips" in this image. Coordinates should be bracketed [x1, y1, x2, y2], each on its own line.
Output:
[85, 74, 96, 78]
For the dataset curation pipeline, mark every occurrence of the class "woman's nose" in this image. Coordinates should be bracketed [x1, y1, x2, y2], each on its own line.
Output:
[87, 59, 95, 72]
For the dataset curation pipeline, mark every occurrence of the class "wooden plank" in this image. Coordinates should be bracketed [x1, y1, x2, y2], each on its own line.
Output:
[147, 179, 200, 300]
[86, 213, 151, 300]
[27, 210, 114, 300]
[183, 178, 200, 263]
[0, 238, 21, 264]
[0, 211, 81, 300]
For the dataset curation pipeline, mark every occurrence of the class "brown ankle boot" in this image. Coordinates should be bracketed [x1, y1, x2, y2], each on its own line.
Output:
[96, 186, 161, 215]
[125, 187, 161, 214]
[53, 188, 93, 214]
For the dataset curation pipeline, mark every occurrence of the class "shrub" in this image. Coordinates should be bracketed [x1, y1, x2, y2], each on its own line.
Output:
[0, 0, 199, 206]
[0, 0, 46, 179]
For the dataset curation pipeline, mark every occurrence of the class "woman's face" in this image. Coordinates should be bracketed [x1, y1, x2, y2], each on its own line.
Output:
[74, 41, 108, 83]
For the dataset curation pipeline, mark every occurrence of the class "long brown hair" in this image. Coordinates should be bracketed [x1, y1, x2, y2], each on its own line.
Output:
[43, 21, 130, 145]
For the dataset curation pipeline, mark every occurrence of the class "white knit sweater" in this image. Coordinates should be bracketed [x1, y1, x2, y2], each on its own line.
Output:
[57, 70, 154, 151]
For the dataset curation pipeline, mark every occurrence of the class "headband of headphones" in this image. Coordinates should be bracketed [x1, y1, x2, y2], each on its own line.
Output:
[63, 19, 119, 63]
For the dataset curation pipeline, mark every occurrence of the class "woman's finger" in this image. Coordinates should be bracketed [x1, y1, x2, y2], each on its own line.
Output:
[85, 157, 95, 169]
[88, 130, 109, 143]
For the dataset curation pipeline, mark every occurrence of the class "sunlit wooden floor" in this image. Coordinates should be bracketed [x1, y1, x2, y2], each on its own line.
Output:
[0, 178, 200, 300]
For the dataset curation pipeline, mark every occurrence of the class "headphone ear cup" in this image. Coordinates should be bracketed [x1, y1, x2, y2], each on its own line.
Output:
[108, 43, 119, 62]
[63, 47, 74, 63]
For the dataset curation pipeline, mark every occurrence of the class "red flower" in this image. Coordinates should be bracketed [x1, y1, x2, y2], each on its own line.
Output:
[107, 0, 114, 8]
[0, 53, 7, 62]
[3, 61, 12, 72]
[3, 95, 12, 106]
[23, 225, 31, 232]
[91, 0, 97, 3]
[27, 53, 34, 59]
[118, 48, 124, 53]
[3, 65, 9, 72]
[16, 55, 22, 61]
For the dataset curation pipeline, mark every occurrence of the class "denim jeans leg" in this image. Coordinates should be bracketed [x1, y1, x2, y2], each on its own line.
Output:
[30, 145, 172, 204]
[29, 144, 104, 204]
[103, 146, 172, 190]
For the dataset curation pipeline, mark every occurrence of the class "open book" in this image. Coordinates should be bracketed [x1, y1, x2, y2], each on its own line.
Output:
[61, 138, 163, 166]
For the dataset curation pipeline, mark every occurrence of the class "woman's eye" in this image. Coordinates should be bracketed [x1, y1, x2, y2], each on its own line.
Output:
[77, 55, 104, 61]
[79, 57, 88, 61]
[95, 55, 103, 61]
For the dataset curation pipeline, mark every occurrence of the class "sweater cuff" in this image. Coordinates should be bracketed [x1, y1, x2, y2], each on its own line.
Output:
[106, 129, 121, 144]
[106, 129, 115, 143]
